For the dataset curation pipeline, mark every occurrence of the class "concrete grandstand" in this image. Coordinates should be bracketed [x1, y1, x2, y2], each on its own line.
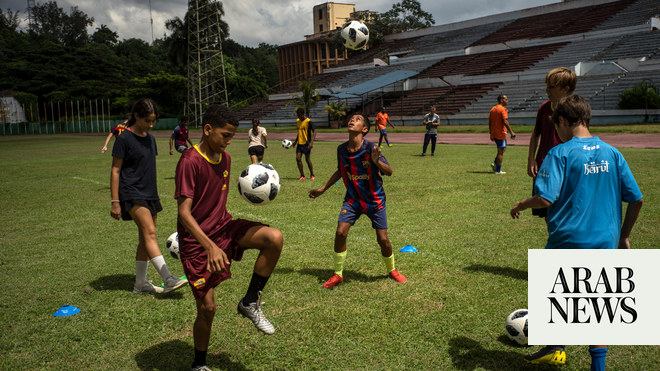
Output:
[237, 0, 660, 126]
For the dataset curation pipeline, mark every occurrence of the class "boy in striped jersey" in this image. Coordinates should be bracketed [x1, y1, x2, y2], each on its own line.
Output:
[309, 113, 406, 288]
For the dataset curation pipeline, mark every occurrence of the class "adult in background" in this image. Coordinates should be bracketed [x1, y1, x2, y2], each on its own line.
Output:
[247, 118, 268, 164]
[293, 107, 316, 180]
[422, 105, 440, 156]
[488, 94, 516, 174]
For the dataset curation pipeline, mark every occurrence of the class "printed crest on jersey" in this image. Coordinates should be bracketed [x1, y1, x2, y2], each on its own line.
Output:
[193, 278, 206, 289]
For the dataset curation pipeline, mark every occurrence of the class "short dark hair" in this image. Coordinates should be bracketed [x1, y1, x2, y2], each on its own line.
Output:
[551, 95, 591, 128]
[296, 107, 305, 115]
[127, 98, 158, 126]
[202, 104, 238, 128]
[252, 118, 260, 125]
[180, 116, 189, 123]
[497, 94, 507, 103]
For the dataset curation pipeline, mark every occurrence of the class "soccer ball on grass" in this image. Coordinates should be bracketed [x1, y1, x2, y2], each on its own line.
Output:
[505, 308, 529, 346]
[282, 139, 293, 149]
[237, 163, 280, 205]
[340, 21, 369, 50]
[165, 232, 179, 259]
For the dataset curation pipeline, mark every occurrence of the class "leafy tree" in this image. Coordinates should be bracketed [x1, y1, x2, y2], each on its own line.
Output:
[355, 0, 434, 45]
[619, 80, 660, 110]
[28, 1, 94, 47]
[164, 16, 187, 74]
[91, 25, 118, 47]
[286, 81, 320, 116]
[0, 8, 20, 32]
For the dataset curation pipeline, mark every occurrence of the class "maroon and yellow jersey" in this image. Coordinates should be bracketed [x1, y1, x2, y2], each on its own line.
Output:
[112, 121, 128, 137]
[174, 145, 232, 260]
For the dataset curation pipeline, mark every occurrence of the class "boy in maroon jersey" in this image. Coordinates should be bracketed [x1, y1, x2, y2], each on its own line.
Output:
[174, 104, 283, 371]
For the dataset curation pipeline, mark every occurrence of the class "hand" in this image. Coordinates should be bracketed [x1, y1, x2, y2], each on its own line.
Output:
[308, 143, 313, 150]
[618, 237, 631, 249]
[207, 245, 229, 273]
[510, 202, 524, 219]
[527, 159, 538, 178]
[309, 188, 324, 199]
[169, 149, 173, 155]
[110, 202, 121, 220]
[511, 133, 516, 140]
[371, 145, 381, 163]
[101, 146, 107, 154]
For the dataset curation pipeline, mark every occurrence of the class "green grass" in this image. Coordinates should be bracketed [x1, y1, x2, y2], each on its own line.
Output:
[1, 135, 658, 370]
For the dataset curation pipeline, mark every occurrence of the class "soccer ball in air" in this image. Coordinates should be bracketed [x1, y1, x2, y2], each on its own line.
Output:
[282, 139, 293, 149]
[340, 20, 369, 50]
[165, 232, 180, 259]
[505, 308, 529, 346]
[237, 163, 281, 205]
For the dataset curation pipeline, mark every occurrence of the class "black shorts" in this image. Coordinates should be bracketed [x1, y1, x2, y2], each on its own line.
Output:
[296, 144, 311, 155]
[248, 145, 265, 157]
[120, 199, 162, 221]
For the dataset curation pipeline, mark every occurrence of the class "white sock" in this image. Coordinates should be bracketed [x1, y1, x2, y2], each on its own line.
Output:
[135, 260, 149, 286]
[150, 255, 173, 280]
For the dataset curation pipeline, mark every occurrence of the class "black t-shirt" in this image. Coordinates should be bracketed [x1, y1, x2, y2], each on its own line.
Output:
[112, 129, 159, 201]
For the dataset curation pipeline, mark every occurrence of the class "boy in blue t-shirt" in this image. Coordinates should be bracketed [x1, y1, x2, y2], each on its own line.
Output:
[309, 113, 406, 288]
[510, 95, 643, 369]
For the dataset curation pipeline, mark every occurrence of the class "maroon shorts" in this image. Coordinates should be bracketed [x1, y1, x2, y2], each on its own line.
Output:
[181, 219, 266, 298]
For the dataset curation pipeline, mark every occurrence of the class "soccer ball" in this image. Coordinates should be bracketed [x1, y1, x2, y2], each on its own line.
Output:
[340, 20, 369, 50]
[237, 163, 280, 205]
[165, 232, 179, 259]
[282, 139, 293, 149]
[505, 308, 529, 346]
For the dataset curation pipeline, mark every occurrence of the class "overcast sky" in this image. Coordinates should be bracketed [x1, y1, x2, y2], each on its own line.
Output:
[4, 0, 559, 47]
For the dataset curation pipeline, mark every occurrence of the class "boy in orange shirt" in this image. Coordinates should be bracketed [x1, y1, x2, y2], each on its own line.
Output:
[376, 107, 395, 148]
[488, 94, 516, 174]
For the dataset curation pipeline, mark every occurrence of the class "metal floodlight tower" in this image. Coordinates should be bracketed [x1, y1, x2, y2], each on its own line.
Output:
[186, 0, 229, 127]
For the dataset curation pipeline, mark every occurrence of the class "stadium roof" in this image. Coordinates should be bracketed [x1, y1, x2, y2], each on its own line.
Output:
[329, 70, 419, 98]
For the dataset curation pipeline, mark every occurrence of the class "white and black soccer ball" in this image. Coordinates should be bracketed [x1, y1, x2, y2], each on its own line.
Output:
[165, 232, 179, 259]
[237, 163, 280, 205]
[282, 139, 293, 149]
[340, 20, 369, 50]
[505, 308, 529, 346]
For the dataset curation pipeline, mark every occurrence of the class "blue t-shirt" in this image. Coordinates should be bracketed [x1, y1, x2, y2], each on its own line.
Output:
[337, 139, 388, 212]
[534, 136, 642, 249]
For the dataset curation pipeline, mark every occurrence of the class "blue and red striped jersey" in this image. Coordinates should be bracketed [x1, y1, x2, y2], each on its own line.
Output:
[337, 139, 388, 212]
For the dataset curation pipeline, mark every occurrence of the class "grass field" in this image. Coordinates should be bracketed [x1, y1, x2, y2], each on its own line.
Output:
[1, 134, 658, 370]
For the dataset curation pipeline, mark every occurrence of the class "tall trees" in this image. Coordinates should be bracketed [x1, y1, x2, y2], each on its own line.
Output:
[28, 1, 94, 47]
[356, 0, 435, 45]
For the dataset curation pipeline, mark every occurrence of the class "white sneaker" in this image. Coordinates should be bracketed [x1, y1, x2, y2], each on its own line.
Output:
[133, 280, 164, 294]
[163, 276, 188, 293]
[237, 291, 275, 335]
[496, 171, 507, 175]
[191, 365, 212, 371]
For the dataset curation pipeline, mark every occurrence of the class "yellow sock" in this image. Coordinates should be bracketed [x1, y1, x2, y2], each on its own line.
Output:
[333, 251, 347, 276]
[382, 254, 395, 272]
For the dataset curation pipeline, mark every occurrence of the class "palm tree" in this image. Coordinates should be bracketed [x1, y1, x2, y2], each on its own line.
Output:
[286, 81, 320, 117]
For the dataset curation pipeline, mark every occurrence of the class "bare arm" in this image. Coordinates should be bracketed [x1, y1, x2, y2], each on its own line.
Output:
[110, 157, 122, 219]
[177, 197, 229, 273]
[503, 119, 515, 139]
[308, 129, 316, 149]
[169, 136, 174, 155]
[263, 132, 268, 148]
[528, 130, 540, 178]
[488, 119, 493, 141]
[101, 132, 113, 153]
[618, 198, 644, 249]
[510, 195, 552, 219]
[309, 170, 342, 198]
[372, 145, 392, 176]
[387, 119, 395, 128]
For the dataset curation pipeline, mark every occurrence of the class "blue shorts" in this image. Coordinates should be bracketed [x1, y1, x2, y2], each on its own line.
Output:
[337, 201, 387, 230]
[380, 129, 387, 135]
[494, 139, 507, 148]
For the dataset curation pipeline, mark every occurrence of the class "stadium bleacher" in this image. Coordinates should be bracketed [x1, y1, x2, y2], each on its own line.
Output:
[238, 0, 660, 126]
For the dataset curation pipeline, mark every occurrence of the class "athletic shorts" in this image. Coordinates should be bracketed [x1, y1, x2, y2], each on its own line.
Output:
[337, 201, 387, 230]
[175, 145, 188, 153]
[379, 129, 387, 135]
[180, 218, 267, 298]
[296, 144, 311, 155]
[120, 199, 162, 221]
[494, 139, 507, 148]
[248, 145, 265, 157]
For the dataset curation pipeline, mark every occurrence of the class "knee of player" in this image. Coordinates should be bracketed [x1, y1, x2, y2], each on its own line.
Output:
[335, 228, 349, 240]
[267, 228, 284, 251]
[198, 301, 217, 318]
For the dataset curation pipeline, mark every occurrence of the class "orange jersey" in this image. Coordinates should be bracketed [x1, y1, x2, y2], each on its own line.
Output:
[376, 112, 389, 130]
[488, 104, 509, 140]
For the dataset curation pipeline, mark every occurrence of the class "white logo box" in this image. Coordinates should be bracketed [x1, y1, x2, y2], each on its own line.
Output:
[528, 249, 660, 345]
